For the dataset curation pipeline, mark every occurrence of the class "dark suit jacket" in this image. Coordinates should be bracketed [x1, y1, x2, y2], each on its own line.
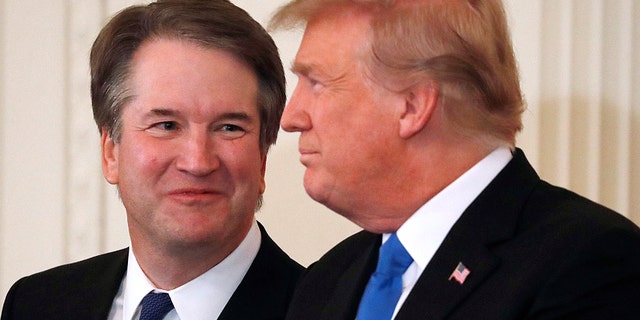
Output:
[1, 223, 303, 320]
[285, 149, 640, 320]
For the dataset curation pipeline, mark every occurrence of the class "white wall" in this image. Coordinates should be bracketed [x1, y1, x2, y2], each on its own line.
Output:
[1, 0, 639, 299]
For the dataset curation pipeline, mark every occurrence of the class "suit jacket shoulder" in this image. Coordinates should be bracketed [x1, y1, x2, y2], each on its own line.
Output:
[219, 223, 304, 320]
[396, 149, 640, 319]
[1, 248, 128, 320]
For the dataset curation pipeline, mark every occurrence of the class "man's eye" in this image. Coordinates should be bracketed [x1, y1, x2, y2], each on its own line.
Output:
[221, 124, 243, 132]
[155, 121, 178, 131]
[309, 78, 324, 92]
[219, 124, 246, 138]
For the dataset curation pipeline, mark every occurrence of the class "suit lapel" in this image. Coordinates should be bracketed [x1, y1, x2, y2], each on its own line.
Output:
[218, 223, 303, 320]
[93, 251, 128, 320]
[396, 230, 500, 319]
[320, 234, 380, 320]
[397, 149, 540, 319]
[77, 249, 129, 320]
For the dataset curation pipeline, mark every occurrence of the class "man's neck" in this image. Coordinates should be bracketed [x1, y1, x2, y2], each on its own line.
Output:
[129, 223, 252, 290]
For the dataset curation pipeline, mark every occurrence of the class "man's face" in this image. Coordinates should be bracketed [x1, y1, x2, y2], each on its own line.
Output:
[102, 38, 265, 253]
[281, 7, 403, 224]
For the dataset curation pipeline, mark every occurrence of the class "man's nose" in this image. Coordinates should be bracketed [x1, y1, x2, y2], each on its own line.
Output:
[175, 130, 220, 176]
[280, 84, 312, 132]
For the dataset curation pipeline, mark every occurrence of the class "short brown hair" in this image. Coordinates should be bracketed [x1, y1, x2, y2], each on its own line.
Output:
[271, 0, 524, 146]
[91, 0, 286, 153]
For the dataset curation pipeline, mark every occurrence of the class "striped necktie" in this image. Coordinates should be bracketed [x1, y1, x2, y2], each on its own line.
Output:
[139, 291, 175, 320]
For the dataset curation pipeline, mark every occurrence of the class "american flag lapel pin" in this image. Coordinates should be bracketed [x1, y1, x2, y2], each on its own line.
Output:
[449, 262, 471, 284]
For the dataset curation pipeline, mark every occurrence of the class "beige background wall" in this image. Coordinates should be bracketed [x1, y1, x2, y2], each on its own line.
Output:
[1, 0, 639, 298]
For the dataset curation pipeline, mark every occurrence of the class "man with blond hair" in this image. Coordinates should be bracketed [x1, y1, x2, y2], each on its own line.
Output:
[270, 0, 640, 319]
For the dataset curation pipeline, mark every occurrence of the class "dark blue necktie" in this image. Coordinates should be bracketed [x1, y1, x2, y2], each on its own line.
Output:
[356, 233, 413, 320]
[139, 291, 175, 320]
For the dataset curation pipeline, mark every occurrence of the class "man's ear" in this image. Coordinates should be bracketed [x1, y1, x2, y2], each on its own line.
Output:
[101, 130, 119, 185]
[259, 153, 267, 195]
[399, 82, 439, 139]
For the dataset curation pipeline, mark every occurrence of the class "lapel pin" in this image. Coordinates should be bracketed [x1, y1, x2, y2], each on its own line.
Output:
[449, 262, 470, 284]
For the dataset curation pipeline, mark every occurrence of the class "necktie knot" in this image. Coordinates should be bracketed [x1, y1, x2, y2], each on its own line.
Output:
[376, 233, 413, 277]
[139, 291, 175, 320]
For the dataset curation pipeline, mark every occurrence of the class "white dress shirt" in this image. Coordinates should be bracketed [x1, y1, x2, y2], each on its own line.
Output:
[107, 220, 261, 320]
[388, 147, 513, 319]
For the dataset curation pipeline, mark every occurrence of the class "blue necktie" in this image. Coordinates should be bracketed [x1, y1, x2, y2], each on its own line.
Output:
[139, 291, 175, 320]
[356, 233, 413, 320]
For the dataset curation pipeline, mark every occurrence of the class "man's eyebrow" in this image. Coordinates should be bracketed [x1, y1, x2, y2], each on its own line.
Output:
[219, 112, 251, 122]
[292, 60, 329, 78]
[148, 108, 178, 116]
[291, 61, 336, 82]
[142, 109, 253, 124]
[291, 62, 311, 76]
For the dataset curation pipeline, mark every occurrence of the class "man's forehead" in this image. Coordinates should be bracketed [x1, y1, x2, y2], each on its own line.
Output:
[296, 10, 372, 64]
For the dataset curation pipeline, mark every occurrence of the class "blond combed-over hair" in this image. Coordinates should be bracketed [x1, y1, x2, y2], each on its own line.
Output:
[270, 0, 525, 146]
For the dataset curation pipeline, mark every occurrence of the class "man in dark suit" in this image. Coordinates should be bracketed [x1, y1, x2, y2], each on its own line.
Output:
[269, 0, 640, 319]
[2, 1, 302, 319]
[1, 224, 301, 320]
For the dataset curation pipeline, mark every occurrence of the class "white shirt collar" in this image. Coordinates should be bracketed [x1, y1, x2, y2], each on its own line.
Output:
[390, 147, 513, 271]
[120, 220, 261, 320]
